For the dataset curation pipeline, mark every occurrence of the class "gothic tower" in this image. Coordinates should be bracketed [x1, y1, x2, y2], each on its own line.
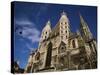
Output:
[79, 14, 97, 68]
[38, 20, 52, 69]
[39, 20, 52, 47]
[79, 14, 93, 42]
[59, 11, 70, 48]
[41, 20, 51, 41]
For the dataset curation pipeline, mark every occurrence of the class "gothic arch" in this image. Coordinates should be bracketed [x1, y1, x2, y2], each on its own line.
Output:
[35, 52, 40, 60]
[45, 41, 52, 67]
[58, 41, 66, 53]
[72, 40, 76, 48]
[71, 38, 79, 48]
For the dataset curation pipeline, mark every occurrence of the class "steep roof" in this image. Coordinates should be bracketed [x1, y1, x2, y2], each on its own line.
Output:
[42, 20, 51, 32]
[49, 21, 60, 38]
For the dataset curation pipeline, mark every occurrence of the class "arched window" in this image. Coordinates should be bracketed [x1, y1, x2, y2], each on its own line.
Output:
[61, 30, 63, 33]
[45, 36, 46, 39]
[65, 22, 67, 24]
[65, 30, 67, 33]
[61, 46, 64, 50]
[61, 26, 63, 29]
[65, 26, 67, 28]
[45, 42, 52, 67]
[46, 31, 47, 34]
[66, 35, 67, 39]
[72, 40, 76, 48]
[61, 22, 63, 25]
[35, 52, 40, 60]
[58, 46, 66, 53]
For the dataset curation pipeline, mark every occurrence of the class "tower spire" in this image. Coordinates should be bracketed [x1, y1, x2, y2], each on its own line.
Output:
[61, 10, 66, 16]
[79, 13, 87, 27]
[79, 13, 93, 41]
[46, 20, 51, 26]
[59, 11, 70, 45]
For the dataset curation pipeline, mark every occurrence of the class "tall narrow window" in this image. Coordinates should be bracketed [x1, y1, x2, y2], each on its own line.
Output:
[65, 22, 67, 24]
[46, 32, 47, 34]
[35, 52, 40, 60]
[45, 42, 52, 67]
[65, 30, 67, 33]
[45, 36, 46, 39]
[72, 40, 76, 48]
[61, 22, 63, 25]
[65, 26, 67, 28]
[66, 35, 67, 39]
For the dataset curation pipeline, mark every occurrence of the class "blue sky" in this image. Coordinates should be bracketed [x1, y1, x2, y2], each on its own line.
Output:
[13, 1, 97, 69]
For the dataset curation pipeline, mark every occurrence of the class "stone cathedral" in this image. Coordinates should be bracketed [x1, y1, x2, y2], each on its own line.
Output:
[24, 12, 97, 73]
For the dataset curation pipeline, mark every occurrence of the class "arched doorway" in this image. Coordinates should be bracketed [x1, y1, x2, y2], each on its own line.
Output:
[45, 42, 52, 68]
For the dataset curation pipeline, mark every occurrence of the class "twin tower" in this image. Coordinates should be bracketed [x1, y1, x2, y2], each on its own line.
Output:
[40, 11, 93, 46]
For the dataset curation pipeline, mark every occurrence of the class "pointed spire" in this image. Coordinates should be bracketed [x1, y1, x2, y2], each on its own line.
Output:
[46, 20, 51, 26]
[43, 20, 51, 30]
[79, 13, 84, 22]
[43, 19, 51, 32]
[61, 10, 66, 16]
[60, 10, 68, 21]
[79, 13, 93, 41]
[44, 20, 51, 30]
[79, 13, 87, 27]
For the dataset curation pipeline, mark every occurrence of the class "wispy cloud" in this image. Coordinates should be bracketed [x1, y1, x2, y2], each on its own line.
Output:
[22, 27, 40, 43]
[15, 18, 34, 26]
[15, 18, 41, 43]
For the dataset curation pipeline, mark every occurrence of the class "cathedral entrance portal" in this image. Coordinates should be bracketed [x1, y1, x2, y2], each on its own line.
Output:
[45, 42, 52, 68]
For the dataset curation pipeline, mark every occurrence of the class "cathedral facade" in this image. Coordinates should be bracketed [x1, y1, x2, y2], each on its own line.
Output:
[24, 12, 97, 73]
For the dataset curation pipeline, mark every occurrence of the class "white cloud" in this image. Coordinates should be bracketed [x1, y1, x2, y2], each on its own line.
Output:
[15, 18, 34, 26]
[15, 17, 41, 43]
[22, 27, 40, 43]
